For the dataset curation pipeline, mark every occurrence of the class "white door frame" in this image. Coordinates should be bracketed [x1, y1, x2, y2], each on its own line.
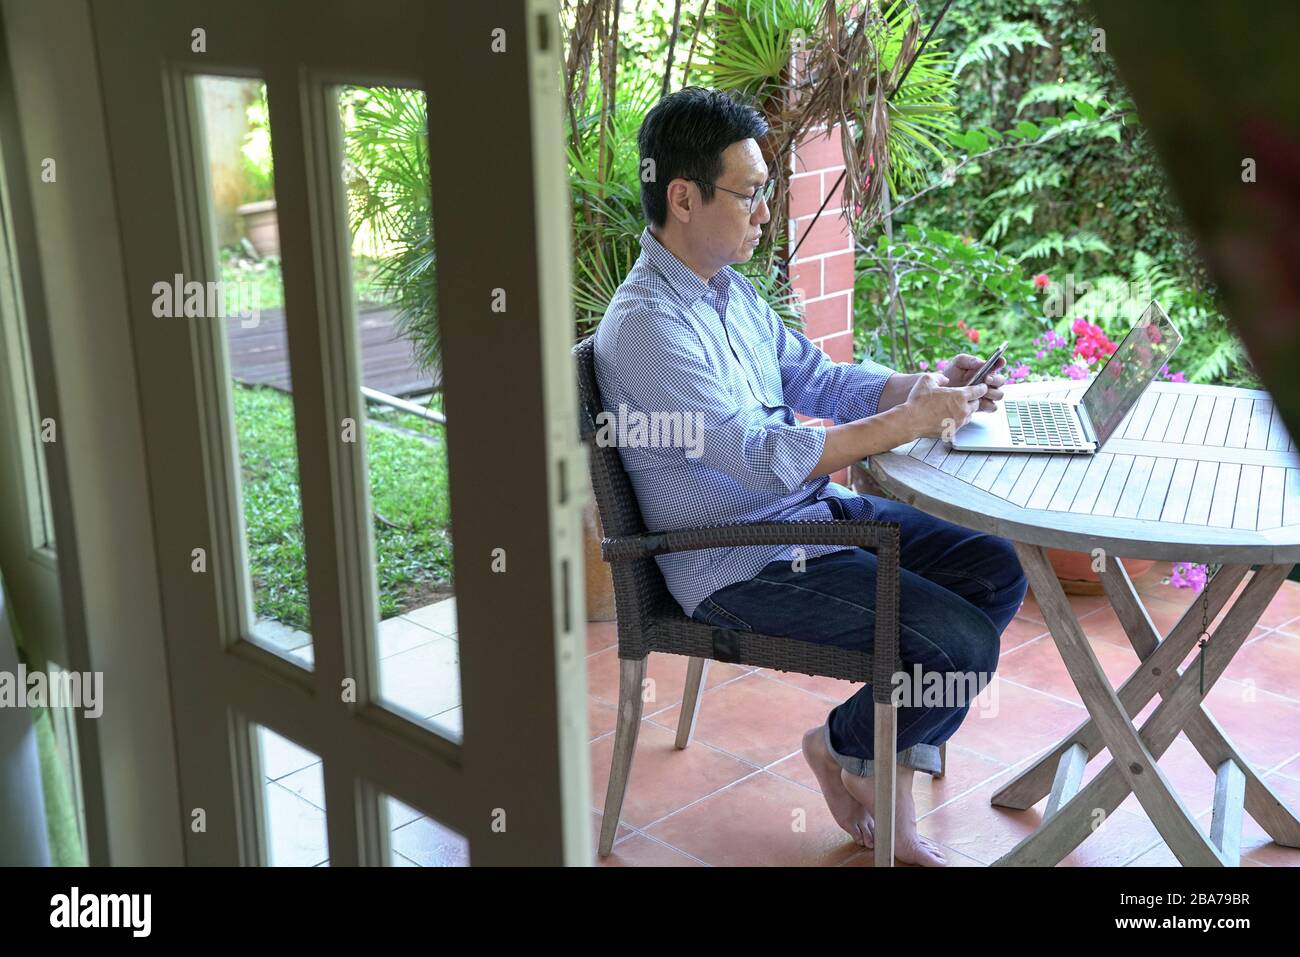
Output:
[9, 0, 588, 865]
[0, 0, 182, 866]
[0, 11, 75, 862]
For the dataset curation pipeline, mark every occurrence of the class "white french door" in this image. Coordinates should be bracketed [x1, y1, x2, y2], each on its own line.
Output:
[90, 0, 588, 865]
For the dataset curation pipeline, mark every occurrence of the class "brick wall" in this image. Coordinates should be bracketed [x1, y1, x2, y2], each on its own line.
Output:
[788, 125, 856, 486]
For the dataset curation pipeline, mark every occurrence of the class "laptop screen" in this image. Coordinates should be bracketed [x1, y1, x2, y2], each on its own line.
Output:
[1080, 301, 1183, 447]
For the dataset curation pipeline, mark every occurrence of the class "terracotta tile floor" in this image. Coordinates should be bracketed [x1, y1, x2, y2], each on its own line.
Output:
[589, 562, 1300, 867]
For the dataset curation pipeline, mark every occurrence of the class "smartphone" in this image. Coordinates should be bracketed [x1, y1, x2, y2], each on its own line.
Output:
[968, 340, 1009, 386]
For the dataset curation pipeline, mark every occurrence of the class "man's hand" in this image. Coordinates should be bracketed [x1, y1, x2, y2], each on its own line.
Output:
[900, 373, 988, 441]
[939, 353, 1006, 413]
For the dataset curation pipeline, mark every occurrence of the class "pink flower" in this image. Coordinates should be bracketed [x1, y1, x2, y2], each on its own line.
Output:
[1062, 363, 1088, 380]
[1071, 319, 1117, 363]
[1171, 562, 1208, 593]
[936, 359, 949, 371]
[1035, 349, 1046, 359]
[1170, 371, 1186, 383]
[918, 360, 929, 370]
[1010, 363, 1030, 381]
[1033, 273, 1051, 290]
[967, 328, 981, 344]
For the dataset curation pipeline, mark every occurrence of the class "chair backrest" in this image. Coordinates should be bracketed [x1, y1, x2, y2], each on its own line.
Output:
[573, 336, 675, 621]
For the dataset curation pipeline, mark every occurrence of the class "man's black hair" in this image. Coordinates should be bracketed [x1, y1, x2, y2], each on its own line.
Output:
[636, 86, 769, 228]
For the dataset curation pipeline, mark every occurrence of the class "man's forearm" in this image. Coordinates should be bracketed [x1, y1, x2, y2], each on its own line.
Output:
[806, 405, 916, 480]
[877, 371, 920, 413]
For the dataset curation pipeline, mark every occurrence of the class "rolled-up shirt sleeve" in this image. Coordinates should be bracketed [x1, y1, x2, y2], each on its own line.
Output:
[768, 303, 895, 423]
[612, 311, 825, 494]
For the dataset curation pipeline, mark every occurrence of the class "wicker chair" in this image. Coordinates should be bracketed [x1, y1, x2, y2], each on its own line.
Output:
[575, 336, 944, 867]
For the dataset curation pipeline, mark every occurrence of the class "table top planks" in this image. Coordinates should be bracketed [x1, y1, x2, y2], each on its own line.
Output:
[866, 380, 1300, 563]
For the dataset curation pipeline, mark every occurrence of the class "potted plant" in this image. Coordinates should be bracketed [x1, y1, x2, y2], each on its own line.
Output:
[237, 84, 279, 257]
[1044, 546, 1154, 595]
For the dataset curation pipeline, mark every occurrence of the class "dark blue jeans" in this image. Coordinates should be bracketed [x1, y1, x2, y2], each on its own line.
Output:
[691, 495, 1028, 776]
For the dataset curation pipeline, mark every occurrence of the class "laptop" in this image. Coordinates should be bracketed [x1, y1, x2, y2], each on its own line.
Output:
[952, 301, 1183, 454]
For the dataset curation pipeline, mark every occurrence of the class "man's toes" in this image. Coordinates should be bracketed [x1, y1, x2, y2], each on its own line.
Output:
[916, 841, 947, 865]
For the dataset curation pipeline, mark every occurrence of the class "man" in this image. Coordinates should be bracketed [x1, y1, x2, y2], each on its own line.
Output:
[593, 87, 1028, 867]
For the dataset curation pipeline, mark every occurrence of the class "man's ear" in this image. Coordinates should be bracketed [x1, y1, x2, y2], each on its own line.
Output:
[666, 178, 694, 224]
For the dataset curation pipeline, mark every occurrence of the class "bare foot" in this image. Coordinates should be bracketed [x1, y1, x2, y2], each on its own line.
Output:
[801, 725, 873, 847]
[840, 766, 948, 867]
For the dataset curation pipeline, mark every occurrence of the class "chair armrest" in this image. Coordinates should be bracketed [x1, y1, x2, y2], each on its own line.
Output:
[600, 519, 900, 561]
[602, 520, 902, 702]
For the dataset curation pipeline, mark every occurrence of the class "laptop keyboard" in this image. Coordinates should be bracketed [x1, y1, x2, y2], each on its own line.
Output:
[1005, 400, 1086, 448]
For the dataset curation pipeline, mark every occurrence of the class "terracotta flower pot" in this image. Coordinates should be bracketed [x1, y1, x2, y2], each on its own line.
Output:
[1044, 546, 1154, 595]
[237, 199, 280, 257]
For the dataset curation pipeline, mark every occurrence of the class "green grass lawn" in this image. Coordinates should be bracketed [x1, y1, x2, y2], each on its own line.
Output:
[221, 250, 394, 311]
[232, 382, 452, 630]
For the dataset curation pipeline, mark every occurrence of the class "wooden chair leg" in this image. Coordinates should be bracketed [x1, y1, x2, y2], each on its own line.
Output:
[599, 657, 646, 858]
[675, 657, 710, 749]
[933, 742, 947, 779]
[874, 701, 897, 867]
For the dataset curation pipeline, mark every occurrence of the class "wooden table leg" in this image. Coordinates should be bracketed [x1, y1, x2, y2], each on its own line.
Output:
[1099, 558, 1300, 850]
[992, 559, 1300, 849]
[994, 555, 1294, 865]
[1003, 543, 1224, 866]
[992, 563, 1249, 810]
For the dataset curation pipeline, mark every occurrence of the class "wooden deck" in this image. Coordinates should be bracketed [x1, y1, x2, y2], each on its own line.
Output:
[226, 304, 436, 397]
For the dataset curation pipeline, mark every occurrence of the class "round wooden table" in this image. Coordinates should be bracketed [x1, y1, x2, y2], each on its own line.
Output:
[865, 378, 1300, 866]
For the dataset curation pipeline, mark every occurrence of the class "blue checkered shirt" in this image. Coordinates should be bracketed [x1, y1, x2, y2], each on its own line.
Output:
[593, 227, 897, 617]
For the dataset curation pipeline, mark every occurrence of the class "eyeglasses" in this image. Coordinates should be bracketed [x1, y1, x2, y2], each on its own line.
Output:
[691, 176, 774, 213]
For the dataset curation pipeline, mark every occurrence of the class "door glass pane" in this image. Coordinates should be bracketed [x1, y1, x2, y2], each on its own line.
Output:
[195, 76, 313, 668]
[385, 794, 468, 866]
[337, 84, 460, 740]
[256, 725, 328, 866]
[0, 225, 55, 551]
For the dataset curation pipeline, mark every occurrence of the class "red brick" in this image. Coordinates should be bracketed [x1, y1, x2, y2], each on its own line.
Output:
[790, 210, 852, 259]
[822, 250, 855, 295]
[789, 260, 821, 302]
[793, 128, 846, 173]
[822, 168, 850, 210]
[787, 172, 822, 218]
[801, 292, 850, 340]
[818, 330, 854, 363]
